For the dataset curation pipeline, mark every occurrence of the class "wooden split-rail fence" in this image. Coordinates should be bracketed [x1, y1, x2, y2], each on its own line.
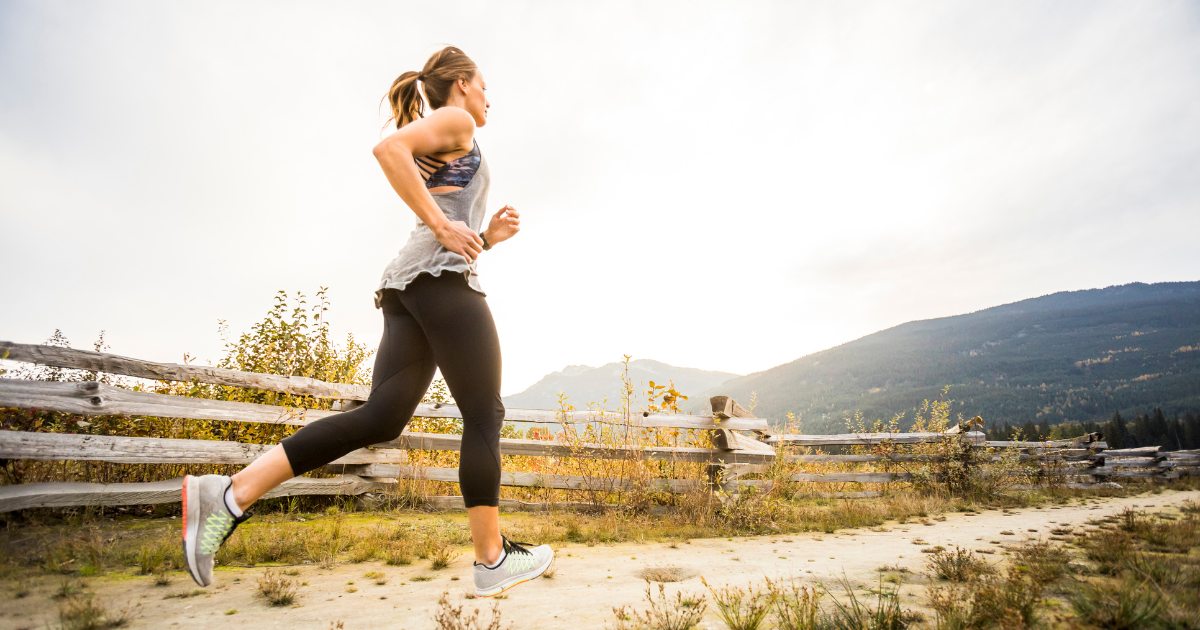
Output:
[1, 340, 1196, 514]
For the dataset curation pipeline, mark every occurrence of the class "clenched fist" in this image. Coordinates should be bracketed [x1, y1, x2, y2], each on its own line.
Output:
[485, 205, 520, 247]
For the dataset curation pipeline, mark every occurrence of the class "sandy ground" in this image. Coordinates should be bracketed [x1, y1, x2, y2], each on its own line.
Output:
[5, 489, 1198, 630]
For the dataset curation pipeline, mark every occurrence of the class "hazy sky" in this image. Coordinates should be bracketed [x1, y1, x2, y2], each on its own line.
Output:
[2, 1, 1198, 398]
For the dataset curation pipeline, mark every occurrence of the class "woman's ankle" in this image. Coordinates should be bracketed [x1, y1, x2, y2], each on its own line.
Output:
[229, 474, 257, 511]
[477, 546, 504, 566]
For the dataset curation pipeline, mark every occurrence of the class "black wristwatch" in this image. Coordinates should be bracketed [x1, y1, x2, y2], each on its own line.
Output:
[479, 231, 492, 250]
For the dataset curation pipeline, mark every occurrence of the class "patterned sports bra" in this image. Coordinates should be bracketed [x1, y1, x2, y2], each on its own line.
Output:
[414, 138, 481, 189]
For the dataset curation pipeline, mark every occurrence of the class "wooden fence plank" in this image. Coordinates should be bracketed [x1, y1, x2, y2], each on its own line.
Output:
[1100, 456, 1166, 466]
[420, 496, 677, 514]
[0, 430, 716, 492]
[0, 379, 321, 425]
[0, 340, 368, 400]
[0, 381, 768, 463]
[3, 341, 771, 430]
[0, 475, 390, 512]
[0, 377, 765, 431]
[711, 428, 777, 456]
[984, 438, 1099, 449]
[390, 464, 702, 493]
[1090, 465, 1174, 477]
[1101, 446, 1162, 457]
[791, 472, 911, 483]
[717, 479, 887, 497]
[768, 432, 985, 446]
[386, 432, 774, 464]
[785, 454, 941, 463]
[721, 464, 910, 483]
[0, 430, 405, 465]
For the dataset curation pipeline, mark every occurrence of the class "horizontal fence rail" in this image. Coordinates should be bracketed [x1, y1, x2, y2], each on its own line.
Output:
[0, 377, 765, 432]
[0, 341, 766, 431]
[0, 477, 393, 512]
[0, 340, 370, 400]
[1, 340, 1197, 513]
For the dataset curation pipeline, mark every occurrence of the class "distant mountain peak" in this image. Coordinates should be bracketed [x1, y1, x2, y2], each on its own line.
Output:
[559, 364, 593, 375]
[502, 357, 742, 412]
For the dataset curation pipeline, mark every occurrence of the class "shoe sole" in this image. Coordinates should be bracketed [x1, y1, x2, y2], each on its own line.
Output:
[181, 475, 209, 587]
[474, 554, 555, 598]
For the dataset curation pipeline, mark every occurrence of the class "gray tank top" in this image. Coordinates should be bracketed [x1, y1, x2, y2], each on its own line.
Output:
[374, 141, 490, 309]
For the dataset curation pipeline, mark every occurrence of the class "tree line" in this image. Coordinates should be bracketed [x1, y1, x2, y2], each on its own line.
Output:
[986, 408, 1200, 451]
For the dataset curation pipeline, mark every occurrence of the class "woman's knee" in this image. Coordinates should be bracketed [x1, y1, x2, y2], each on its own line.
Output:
[458, 402, 505, 443]
[340, 403, 410, 445]
[372, 409, 411, 443]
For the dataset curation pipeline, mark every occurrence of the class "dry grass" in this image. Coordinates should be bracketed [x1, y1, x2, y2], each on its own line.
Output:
[57, 590, 139, 630]
[925, 546, 995, 582]
[926, 568, 1042, 629]
[428, 540, 458, 570]
[363, 570, 387, 585]
[133, 535, 176, 576]
[822, 576, 919, 629]
[434, 589, 509, 630]
[0, 482, 1163, 584]
[1069, 505, 1200, 627]
[256, 569, 298, 606]
[1008, 539, 1070, 586]
[922, 504, 1200, 628]
[611, 580, 707, 630]
[923, 539, 1076, 627]
[611, 572, 923, 630]
[764, 576, 824, 630]
[635, 566, 697, 583]
[700, 575, 776, 630]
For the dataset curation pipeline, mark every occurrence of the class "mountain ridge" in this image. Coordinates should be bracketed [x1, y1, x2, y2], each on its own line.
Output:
[503, 280, 1200, 433]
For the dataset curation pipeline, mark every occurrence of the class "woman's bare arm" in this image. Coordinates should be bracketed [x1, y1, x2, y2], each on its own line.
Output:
[372, 106, 485, 262]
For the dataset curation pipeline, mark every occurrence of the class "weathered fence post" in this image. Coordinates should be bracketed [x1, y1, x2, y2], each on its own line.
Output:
[941, 415, 984, 491]
[707, 395, 776, 501]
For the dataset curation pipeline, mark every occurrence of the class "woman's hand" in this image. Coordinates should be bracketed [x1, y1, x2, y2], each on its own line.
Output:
[434, 220, 485, 264]
[484, 205, 520, 247]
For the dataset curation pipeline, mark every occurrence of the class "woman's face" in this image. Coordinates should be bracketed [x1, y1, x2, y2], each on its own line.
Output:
[461, 71, 489, 127]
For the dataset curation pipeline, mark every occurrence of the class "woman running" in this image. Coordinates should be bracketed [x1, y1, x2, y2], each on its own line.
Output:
[180, 45, 555, 599]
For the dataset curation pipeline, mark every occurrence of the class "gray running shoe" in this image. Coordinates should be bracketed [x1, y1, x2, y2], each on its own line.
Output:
[181, 474, 251, 587]
[472, 534, 555, 597]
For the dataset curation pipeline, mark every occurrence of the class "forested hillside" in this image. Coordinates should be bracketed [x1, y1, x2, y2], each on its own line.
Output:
[692, 281, 1200, 433]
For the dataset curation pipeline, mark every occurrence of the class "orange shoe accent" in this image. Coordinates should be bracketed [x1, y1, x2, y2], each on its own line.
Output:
[180, 475, 189, 540]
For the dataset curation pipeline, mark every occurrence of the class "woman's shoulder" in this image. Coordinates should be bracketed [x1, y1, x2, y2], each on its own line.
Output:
[427, 106, 476, 135]
[426, 106, 476, 152]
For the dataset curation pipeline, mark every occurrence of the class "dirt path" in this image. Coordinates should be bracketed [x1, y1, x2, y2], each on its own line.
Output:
[6, 489, 1198, 629]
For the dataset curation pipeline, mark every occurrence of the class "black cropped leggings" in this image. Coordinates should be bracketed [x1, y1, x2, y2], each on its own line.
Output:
[279, 271, 505, 508]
